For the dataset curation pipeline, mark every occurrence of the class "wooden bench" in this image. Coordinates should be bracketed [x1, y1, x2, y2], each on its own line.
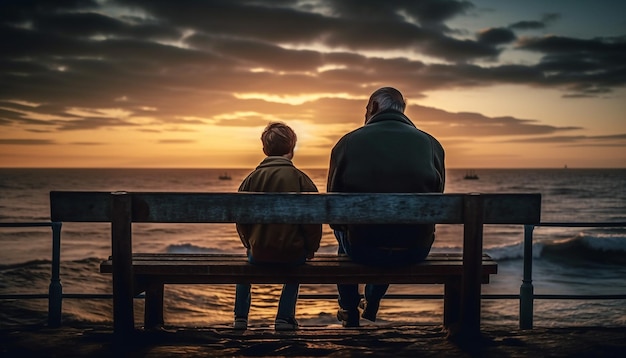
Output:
[50, 192, 541, 338]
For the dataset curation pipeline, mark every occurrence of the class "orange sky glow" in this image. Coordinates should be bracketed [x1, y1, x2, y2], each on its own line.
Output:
[1, 1, 625, 169]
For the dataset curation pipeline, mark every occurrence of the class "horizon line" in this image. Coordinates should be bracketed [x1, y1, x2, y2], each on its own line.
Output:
[1, 166, 625, 170]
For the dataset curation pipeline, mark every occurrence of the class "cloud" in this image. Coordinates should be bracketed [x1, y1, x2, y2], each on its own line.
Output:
[501, 133, 626, 147]
[0, 0, 623, 147]
[157, 139, 196, 144]
[0, 138, 56, 145]
[33, 11, 181, 41]
[517, 35, 626, 96]
[55, 117, 141, 131]
[477, 27, 516, 45]
[509, 13, 561, 31]
[69, 141, 106, 145]
[409, 105, 581, 137]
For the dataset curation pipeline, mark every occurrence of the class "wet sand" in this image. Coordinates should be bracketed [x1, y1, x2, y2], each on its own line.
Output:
[2, 323, 625, 357]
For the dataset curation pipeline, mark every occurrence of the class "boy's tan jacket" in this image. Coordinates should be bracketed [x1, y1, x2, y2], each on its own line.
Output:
[236, 156, 322, 263]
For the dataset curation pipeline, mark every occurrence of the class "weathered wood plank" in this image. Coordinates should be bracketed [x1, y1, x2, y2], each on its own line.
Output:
[50, 192, 541, 224]
[50, 191, 111, 222]
[99, 253, 497, 285]
[482, 194, 541, 224]
[103, 253, 493, 261]
[131, 192, 466, 224]
[130, 274, 494, 285]
[101, 260, 497, 272]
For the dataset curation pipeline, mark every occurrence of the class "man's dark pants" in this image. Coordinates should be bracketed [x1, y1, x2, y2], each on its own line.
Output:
[334, 230, 431, 318]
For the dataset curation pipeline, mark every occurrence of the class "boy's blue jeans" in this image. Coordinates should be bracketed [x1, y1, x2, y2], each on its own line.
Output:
[234, 252, 304, 320]
[334, 229, 431, 313]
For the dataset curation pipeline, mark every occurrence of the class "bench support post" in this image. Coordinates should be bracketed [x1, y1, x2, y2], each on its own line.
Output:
[520, 224, 535, 329]
[144, 281, 165, 329]
[443, 277, 461, 328]
[47, 221, 63, 328]
[111, 192, 134, 336]
[460, 193, 484, 338]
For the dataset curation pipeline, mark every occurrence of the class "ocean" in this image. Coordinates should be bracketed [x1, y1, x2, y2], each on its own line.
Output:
[1, 168, 625, 329]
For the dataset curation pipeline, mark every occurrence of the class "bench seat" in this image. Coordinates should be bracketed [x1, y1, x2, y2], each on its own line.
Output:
[100, 252, 497, 328]
[101, 253, 496, 284]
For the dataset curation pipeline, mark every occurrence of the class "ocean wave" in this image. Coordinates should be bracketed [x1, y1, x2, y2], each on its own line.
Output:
[0, 257, 105, 271]
[166, 243, 231, 254]
[484, 242, 541, 261]
[540, 232, 626, 265]
[432, 243, 542, 261]
[439, 231, 626, 266]
[0, 259, 51, 271]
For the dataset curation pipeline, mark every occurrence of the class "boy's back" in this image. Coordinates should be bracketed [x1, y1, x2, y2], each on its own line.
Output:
[237, 156, 320, 263]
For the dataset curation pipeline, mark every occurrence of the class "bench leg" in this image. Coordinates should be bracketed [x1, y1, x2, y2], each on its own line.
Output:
[443, 277, 461, 328]
[144, 282, 164, 329]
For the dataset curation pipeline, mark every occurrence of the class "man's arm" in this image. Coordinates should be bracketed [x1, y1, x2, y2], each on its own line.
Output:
[327, 139, 348, 230]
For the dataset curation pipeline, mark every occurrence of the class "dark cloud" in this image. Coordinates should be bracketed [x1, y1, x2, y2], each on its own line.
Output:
[33, 11, 181, 40]
[0, 0, 623, 141]
[0, 0, 98, 25]
[509, 20, 546, 31]
[518, 35, 626, 96]
[0, 138, 56, 145]
[409, 105, 581, 137]
[111, 0, 495, 62]
[477, 27, 516, 45]
[55, 117, 140, 131]
[186, 34, 325, 71]
[503, 134, 626, 147]
[327, 0, 473, 23]
[509, 13, 560, 31]
[518, 35, 626, 55]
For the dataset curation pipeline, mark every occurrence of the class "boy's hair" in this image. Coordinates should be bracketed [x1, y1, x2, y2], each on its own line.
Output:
[261, 122, 297, 156]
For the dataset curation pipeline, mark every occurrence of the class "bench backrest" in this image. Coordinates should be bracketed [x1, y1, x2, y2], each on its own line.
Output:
[50, 192, 540, 224]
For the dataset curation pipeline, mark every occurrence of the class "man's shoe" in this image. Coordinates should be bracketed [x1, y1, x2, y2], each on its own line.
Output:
[336, 308, 360, 327]
[359, 299, 379, 322]
[233, 316, 248, 330]
[275, 317, 299, 331]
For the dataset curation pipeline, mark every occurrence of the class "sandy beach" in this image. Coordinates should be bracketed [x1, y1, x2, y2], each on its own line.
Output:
[2, 323, 625, 357]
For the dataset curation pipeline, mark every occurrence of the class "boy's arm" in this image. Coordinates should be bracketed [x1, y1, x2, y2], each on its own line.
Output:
[299, 175, 322, 259]
[236, 223, 251, 248]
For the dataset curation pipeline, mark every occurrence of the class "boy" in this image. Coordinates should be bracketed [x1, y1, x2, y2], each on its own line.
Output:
[234, 121, 322, 331]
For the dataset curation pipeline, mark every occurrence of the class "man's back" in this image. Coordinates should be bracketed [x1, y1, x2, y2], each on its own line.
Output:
[327, 110, 445, 252]
[328, 110, 445, 194]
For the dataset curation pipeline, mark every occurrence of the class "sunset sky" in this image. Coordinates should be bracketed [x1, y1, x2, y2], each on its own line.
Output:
[1, 0, 625, 169]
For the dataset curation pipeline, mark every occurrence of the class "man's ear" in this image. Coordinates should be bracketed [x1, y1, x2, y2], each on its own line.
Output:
[370, 100, 379, 116]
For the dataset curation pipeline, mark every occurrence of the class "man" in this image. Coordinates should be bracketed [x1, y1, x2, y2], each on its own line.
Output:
[327, 87, 445, 327]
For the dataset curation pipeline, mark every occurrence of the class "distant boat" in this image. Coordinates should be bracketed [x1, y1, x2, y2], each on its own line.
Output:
[218, 173, 232, 180]
[464, 170, 479, 180]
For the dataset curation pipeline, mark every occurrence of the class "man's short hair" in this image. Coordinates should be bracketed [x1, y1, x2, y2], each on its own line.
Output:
[370, 87, 406, 113]
[261, 122, 297, 156]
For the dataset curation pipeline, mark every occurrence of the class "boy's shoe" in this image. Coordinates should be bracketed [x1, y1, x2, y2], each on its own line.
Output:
[336, 308, 360, 327]
[233, 316, 248, 330]
[275, 317, 299, 331]
[359, 299, 379, 322]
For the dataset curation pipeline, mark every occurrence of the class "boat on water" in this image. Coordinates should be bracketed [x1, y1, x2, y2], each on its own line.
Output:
[464, 170, 479, 180]
[218, 173, 232, 180]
